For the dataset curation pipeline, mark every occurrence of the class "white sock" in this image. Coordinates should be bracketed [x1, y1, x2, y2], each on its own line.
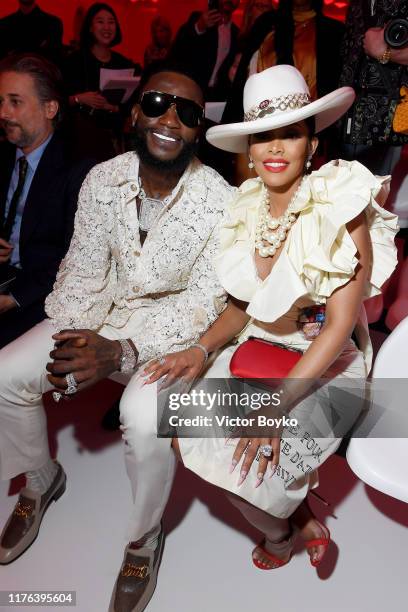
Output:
[25, 459, 58, 494]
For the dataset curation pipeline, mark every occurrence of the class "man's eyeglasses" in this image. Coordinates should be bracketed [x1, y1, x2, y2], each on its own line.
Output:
[140, 90, 204, 128]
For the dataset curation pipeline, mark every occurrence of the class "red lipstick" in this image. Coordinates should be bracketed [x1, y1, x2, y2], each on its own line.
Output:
[262, 158, 289, 173]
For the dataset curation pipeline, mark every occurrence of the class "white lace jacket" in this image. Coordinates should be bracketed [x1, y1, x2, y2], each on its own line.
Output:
[45, 151, 235, 362]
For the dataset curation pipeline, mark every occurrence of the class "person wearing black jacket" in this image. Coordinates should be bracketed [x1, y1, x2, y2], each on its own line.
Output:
[221, 0, 345, 183]
[169, 0, 240, 100]
[0, 1, 63, 66]
[223, 0, 345, 123]
[64, 2, 137, 162]
[338, 0, 408, 174]
[0, 54, 95, 348]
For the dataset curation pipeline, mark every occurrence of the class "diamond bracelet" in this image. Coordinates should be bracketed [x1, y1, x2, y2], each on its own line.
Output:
[190, 343, 209, 363]
[118, 339, 138, 373]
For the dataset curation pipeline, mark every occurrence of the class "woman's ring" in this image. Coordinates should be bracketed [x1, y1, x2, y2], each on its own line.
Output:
[158, 356, 166, 366]
[260, 444, 273, 458]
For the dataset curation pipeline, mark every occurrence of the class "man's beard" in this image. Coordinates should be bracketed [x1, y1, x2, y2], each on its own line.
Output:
[2, 122, 34, 149]
[133, 126, 198, 174]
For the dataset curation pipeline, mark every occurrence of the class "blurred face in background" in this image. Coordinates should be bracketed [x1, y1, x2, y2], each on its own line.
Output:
[19, 0, 36, 8]
[219, 0, 240, 18]
[251, 0, 273, 22]
[152, 19, 172, 48]
[292, 0, 314, 10]
[90, 9, 117, 47]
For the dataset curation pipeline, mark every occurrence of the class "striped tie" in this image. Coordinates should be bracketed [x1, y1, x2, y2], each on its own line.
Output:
[1, 156, 29, 241]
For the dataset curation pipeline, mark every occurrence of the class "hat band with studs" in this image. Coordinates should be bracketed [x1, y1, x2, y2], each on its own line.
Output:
[244, 92, 311, 122]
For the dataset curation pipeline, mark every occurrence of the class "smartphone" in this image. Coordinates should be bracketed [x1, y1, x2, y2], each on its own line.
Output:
[208, 0, 219, 11]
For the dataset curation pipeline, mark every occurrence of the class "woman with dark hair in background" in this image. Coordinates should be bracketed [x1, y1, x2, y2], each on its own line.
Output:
[224, 0, 345, 183]
[254, 0, 343, 99]
[64, 2, 137, 161]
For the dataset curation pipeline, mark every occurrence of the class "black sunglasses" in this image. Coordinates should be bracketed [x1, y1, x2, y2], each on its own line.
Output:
[140, 90, 204, 128]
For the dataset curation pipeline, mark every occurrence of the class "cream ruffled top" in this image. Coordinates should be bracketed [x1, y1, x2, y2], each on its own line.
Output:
[215, 160, 399, 325]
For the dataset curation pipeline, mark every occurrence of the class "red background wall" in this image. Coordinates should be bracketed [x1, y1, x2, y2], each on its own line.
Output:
[0, 1, 349, 65]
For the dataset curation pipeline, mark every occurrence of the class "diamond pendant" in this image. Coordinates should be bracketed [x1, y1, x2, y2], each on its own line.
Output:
[139, 196, 165, 233]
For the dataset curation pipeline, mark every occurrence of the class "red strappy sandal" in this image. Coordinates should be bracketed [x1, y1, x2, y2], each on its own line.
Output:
[252, 541, 292, 570]
[305, 522, 330, 567]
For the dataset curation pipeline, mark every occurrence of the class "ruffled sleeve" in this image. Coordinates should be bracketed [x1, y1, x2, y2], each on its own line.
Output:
[215, 178, 265, 303]
[215, 160, 398, 324]
[291, 160, 398, 303]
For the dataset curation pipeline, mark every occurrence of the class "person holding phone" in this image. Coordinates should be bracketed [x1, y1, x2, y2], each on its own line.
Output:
[170, 0, 240, 100]
[338, 0, 408, 175]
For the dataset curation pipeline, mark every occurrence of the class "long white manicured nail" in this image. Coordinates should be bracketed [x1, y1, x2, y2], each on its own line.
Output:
[229, 459, 237, 473]
[255, 473, 264, 488]
[237, 470, 247, 486]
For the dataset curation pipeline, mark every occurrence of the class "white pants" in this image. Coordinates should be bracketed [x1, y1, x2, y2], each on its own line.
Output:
[0, 319, 176, 542]
[0, 321, 304, 550]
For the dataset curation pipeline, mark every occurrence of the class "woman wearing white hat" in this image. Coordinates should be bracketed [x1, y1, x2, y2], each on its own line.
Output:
[145, 65, 398, 569]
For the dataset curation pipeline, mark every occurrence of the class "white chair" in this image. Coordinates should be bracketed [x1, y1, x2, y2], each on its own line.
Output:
[387, 144, 408, 229]
[346, 315, 408, 502]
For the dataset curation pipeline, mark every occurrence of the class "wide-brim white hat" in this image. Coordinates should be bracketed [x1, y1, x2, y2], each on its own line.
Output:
[206, 65, 355, 153]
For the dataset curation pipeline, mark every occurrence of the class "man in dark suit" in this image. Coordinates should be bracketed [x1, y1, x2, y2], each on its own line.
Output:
[0, 1, 63, 66]
[170, 0, 240, 100]
[0, 54, 95, 348]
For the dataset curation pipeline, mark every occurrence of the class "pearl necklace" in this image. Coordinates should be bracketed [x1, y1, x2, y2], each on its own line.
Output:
[255, 179, 304, 258]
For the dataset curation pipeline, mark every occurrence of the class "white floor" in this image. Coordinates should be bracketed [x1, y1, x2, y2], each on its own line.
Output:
[1, 353, 407, 612]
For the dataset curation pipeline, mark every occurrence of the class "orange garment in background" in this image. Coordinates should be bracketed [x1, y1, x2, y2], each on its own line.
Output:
[257, 10, 317, 99]
[235, 10, 318, 186]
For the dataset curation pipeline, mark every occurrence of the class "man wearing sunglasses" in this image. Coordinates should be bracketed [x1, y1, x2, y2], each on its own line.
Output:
[0, 65, 235, 612]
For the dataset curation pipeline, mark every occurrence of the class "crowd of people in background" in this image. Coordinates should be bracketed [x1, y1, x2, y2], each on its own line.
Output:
[0, 2, 407, 611]
[0, 0, 407, 341]
[0, 1, 407, 170]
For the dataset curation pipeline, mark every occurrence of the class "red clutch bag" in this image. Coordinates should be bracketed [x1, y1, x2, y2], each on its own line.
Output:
[229, 337, 302, 381]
